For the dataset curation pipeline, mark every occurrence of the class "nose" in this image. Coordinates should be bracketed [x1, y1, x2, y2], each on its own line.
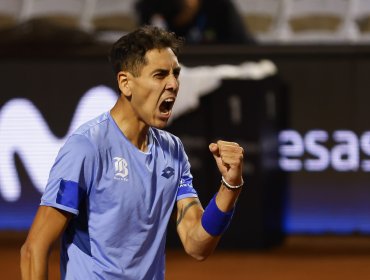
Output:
[165, 74, 179, 92]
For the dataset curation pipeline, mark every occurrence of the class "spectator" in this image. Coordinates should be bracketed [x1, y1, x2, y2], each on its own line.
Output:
[136, 0, 255, 44]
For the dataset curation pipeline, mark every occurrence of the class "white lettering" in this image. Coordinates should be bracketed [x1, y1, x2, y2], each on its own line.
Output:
[331, 130, 359, 171]
[279, 129, 369, 172]
[304, 130, 330, 171]
[279, 130, 304, 171]
[360, 131, 370, 171]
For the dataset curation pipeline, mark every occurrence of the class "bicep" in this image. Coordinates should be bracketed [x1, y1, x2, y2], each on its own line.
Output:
[25, 206, 72, 251]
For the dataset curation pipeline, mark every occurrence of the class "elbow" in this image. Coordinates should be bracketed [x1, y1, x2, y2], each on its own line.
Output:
[185, 248, 213, 262]
[191, 254, 208, 262]
[20, 240, 50, 279]
[20, 241, 43, 276]
[20, 241, 42, 267]
[20, 242, 31, 276]
[20, 242, 31, 263]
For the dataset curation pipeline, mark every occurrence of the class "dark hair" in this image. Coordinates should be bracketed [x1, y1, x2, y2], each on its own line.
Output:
[109, 26, 184, 77]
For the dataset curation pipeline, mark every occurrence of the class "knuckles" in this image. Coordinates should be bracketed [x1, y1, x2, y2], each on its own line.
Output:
[217, 141, 244, 162]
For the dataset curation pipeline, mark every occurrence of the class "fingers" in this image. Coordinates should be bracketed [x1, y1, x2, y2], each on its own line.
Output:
[209, 140, 244, 169]
[216, 140, 244, 165]
[208, 143, 219, 156]
[209, 140, 244, 185]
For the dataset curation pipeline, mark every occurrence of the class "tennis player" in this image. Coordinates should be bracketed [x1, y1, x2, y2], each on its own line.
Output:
[20, 26, 244, 280]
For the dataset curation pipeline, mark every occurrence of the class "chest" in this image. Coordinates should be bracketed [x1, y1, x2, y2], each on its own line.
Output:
[89, 144, 180, 218]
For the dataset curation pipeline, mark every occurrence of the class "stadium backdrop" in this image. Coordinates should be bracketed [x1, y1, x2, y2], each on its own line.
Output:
[0, 45, 369, 248]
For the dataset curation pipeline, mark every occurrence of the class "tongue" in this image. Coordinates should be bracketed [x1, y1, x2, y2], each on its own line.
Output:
[159, 103, 168, 114]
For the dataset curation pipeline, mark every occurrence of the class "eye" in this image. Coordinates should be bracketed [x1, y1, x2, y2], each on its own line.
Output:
[173, 69, 181, 79]
[154, 71, 167, 80]
[154, 73, 165, 79]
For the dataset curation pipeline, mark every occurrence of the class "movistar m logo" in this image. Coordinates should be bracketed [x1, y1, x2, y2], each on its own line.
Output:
[0, 86, 117, 202]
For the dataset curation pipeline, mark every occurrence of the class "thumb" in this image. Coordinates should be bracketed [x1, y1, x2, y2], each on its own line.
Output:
[209, 142, 227, 175]
[209, 143, 219, 157]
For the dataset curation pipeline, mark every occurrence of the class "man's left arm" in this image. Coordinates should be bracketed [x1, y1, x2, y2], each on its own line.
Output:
[176, 140, 244, 260]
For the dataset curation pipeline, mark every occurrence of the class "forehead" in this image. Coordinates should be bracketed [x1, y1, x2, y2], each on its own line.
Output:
[142, 48, 180, 70]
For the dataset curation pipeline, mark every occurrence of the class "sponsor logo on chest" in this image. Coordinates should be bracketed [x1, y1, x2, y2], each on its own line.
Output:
[113, 157, 129, 181]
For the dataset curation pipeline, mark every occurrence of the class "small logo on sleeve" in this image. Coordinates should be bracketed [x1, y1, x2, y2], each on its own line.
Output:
[179, 178, 192, 188]
[161, 167, 175, 179]
[113, 157, 129, 181]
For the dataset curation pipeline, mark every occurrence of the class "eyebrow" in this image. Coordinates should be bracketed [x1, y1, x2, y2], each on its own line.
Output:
[151, 66, 182, 75]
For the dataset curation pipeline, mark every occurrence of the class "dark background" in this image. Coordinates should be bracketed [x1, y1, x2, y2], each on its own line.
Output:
[1, 44, 370, 249]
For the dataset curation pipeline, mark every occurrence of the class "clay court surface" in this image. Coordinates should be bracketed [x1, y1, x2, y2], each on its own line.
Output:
[2, 232, 370, 280]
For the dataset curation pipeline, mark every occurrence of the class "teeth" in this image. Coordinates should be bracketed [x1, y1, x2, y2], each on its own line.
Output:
[165, 98, 175, 102]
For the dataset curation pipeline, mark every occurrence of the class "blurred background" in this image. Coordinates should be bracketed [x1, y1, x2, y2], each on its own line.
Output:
[1, 0, 370, 279]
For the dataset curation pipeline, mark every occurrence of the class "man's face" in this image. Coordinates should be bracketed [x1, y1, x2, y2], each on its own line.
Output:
[121, 47, 181, 129]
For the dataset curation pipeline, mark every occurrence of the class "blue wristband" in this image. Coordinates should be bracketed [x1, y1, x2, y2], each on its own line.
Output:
[201, 194, 234, 236]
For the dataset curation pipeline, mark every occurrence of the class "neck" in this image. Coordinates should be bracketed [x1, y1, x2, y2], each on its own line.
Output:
[110, 98, 149, 152]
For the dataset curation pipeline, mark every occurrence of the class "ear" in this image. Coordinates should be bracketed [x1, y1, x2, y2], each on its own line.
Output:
[117, 71, 132, 97]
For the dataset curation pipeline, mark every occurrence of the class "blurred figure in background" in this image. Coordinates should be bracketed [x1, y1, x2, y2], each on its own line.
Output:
[136, 0, 255, 44]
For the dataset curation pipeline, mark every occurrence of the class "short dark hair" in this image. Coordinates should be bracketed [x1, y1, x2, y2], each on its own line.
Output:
[109, 26, 184, 77]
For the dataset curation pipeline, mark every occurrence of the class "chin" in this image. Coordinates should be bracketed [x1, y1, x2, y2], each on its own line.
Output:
[151, 119, 169, 129]
[152, 123, 167, 129]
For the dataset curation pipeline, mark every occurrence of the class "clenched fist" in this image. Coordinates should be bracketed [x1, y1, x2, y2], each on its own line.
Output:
[209, 140, 244, 187]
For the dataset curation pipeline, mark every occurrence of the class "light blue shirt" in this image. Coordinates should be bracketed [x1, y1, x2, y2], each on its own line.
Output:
[41, 112, 198, 279]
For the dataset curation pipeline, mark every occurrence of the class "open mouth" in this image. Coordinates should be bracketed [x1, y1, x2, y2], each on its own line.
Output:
[159, 98, 175, 115]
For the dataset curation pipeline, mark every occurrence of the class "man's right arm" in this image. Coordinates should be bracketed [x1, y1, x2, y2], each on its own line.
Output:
[20, 206, 72, 280]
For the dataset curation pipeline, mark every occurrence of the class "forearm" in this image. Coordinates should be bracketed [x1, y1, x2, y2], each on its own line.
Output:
[20, 206, 70, 280]
[180, 140, 245, 260]
[20, 242, 49, 280]
[215, 182, 242, 212]
[180, 184, 242, 260]
[179, 213, 220, 261]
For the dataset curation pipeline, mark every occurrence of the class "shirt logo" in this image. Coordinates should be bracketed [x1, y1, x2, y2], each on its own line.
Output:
[161, 167, 175, 179]
[113, 157, 129, 181]
[179, 178, 192, 188]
